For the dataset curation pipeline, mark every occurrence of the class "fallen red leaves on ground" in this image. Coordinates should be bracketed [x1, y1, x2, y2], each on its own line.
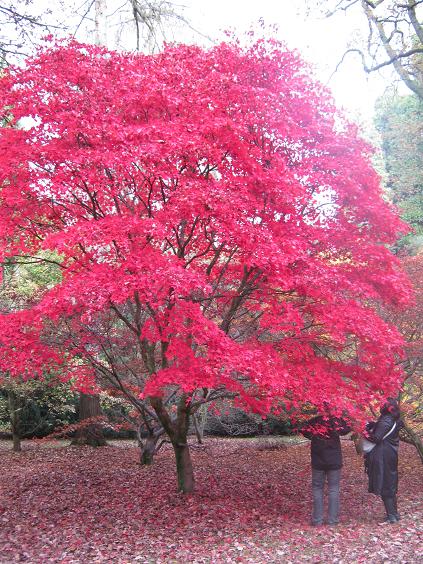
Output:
[0, 438, 421, 563]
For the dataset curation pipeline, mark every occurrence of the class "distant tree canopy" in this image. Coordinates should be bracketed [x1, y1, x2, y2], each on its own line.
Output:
[375, 93, 423, 253]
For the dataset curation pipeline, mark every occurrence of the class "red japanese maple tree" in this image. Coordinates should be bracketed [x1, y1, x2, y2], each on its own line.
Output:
[0, 38, 411, 491]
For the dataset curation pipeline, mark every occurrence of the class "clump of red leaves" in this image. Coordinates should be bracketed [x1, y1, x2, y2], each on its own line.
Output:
[0, 439, 421, 563]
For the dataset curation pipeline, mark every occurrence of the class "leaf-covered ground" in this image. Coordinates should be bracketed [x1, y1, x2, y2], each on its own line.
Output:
[0, 438, 422, 563]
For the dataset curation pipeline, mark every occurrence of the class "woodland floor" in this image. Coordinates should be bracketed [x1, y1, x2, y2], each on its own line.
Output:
[0, 437, 422, 564]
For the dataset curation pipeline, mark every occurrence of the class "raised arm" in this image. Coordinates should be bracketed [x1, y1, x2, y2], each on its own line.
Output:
[300, 416, 320, 439]
[332, 417, 351, 436]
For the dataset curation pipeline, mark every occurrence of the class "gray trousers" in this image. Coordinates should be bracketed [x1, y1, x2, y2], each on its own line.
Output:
[311, 468, 341, 525]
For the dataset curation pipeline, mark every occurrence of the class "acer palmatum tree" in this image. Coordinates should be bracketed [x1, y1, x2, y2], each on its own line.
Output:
[0, 38, 411, 492]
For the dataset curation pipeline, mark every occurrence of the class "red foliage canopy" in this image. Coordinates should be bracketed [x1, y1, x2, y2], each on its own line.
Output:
[0, 38, 411, 419]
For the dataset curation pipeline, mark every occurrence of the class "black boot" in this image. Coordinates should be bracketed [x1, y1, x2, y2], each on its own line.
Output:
[382, 496, 398, 523]
[392, 495, 400, 520]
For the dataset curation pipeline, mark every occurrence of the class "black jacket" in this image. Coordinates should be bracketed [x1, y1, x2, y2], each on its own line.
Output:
[301, 416, 351, 471]
[365, 413, 401, 497]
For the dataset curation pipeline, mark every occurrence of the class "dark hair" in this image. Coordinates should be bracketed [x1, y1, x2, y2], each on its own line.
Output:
[380, 398, 400, 420]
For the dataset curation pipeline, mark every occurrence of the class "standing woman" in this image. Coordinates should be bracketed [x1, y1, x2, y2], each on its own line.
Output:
[301, 412, 351, 526]
[365, 398, 403, 523]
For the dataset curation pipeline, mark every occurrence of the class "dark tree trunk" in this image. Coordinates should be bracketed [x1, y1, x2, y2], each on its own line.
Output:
[402, 422, 423, 465]
[8, 389, 22, 452]
[12, 432, 21, 452]
[139, 433, 158, 465]
[172, 395, 195, 493]
[71, 393, 107, 447]
[173, 442, 195, 493]
[150, 394, 195, 493]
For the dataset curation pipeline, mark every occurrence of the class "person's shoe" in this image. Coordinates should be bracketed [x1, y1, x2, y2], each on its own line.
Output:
[310, 521, 323, 527]
[380, 515, 398, 524]
[386, 512, 400, 521]
[327, 522, 339, 527]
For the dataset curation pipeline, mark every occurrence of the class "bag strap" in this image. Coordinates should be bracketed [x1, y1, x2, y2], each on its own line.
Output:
[382, 422, 397, 440]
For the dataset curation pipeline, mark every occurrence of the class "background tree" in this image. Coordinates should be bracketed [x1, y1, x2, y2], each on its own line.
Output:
[305, 0, 423, 99]
[0, 250, 75, 451]
[375, 92, 423, 253]
[116, 0, 200, 53]
[372, 93, 422, 459]
[0, 0, 197, 65]
[0, 38, 411, 492]
[4, 382, 23, 451]
[70, 393, 107, 447]
[0, 378, 77, 450]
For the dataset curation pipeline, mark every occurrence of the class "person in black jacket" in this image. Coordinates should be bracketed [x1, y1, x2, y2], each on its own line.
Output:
[365, 398, 403, 523]
[301, 413, 351, 526]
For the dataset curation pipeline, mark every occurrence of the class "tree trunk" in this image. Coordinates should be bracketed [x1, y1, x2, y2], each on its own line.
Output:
[95, 0, 108, 47]
[173, 396, 195, 492]
[150, 394, 195, 492]
[402, 422, 423, 464]
[193, 414, 203, 444]
[350, 432, 363, 455]
[173, 442, 195, 493]
[139, 432, 160, 465]
[71, 393, 107, 447]
[12, 432, 21, 452]
[8, 389, 22, 452]
[192, 404, 208, 444]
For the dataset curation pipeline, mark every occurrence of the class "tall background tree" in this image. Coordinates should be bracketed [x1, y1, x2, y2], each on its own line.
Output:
[0, 247, 75, 451]
[374, 91, 423, 461]
[305, 0, 423, 99]
[0, 0, 200, 65]
[375, 92, 423, 254]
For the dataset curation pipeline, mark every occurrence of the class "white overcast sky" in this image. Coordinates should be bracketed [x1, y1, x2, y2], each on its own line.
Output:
[176, 0, 390, 121]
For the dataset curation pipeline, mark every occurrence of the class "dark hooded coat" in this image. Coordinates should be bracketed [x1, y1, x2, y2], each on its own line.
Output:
[301, 416, 351, 470]
[365, 411, 402, 497]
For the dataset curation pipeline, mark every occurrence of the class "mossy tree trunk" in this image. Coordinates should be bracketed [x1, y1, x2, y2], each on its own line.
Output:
[138, 426, 166, 466]
[192, 404, 208, 444]
[71, 393, 107, 447]
[8, 389, 22, 452]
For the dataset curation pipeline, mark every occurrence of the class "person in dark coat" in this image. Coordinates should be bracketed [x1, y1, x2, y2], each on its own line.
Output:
[365, 398, 403, 523]
[301, 413, 351, 526]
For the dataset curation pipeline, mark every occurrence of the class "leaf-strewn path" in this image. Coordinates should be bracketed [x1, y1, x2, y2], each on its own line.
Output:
[0, 439, 422, 563]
